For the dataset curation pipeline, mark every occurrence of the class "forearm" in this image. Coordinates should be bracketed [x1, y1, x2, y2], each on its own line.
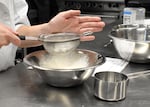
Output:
[19, 40, 42, 48]
[16, 23, 52, 37]
[16, 24, 50, 48]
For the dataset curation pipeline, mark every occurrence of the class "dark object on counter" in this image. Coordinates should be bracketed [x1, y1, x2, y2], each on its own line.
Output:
[23, 49, 105, 87]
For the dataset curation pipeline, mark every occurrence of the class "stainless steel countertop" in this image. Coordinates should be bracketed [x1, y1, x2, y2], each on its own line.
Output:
[0, 62, 150, 107]
[1, 20, 150, 107]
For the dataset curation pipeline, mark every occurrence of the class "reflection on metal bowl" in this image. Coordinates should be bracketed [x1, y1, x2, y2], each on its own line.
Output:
[109, 24, 150, 63]
[23, 49, 105, 87]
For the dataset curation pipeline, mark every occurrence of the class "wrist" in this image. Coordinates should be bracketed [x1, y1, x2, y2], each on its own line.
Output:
[40, 23, 53, 34]
[47, 20, 62, 34]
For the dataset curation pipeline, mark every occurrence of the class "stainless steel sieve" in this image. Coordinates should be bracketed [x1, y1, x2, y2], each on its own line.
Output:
[19, 33, 81, 54]
[19, 32, 93, 54]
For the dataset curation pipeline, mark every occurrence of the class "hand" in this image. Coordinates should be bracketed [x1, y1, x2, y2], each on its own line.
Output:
[47, 10, 105, 41]
[0, 23, 21, 47]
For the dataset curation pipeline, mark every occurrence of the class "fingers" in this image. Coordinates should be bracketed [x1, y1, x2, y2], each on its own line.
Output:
[79, 21, 105, 33]
[0, 39, 9, 47]
[7, 34, 21, 46]
[80, 35, 95, 41]
[0, 22, 18, 35]
[61, 10, 81, 19]
[79, 19, 105, 41]
[0, 23, 21, 47]
[78, 16, 101, 23]
[5, 29, 21, 46]
[77, 16, 105, 34]
[0, 32, 21, 47]
[80, 21, 105, 28]
[80, 28, 103, 34]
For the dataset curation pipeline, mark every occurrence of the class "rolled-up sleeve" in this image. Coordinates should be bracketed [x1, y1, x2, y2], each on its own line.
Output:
[14, 0, 30, 30]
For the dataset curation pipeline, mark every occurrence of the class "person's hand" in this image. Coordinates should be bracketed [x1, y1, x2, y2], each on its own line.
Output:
[47, 10, 105, 41]
[0, 23, 21, 47]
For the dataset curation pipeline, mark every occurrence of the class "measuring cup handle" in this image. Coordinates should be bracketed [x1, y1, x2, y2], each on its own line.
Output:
[127, 70, 150, 79]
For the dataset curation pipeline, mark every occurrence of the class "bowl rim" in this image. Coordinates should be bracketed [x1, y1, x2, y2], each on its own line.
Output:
[109, 32, 150, 43]
[109, 23, 150, 43]
[94, 71, 129, 83]
[23, 49, 105, 72]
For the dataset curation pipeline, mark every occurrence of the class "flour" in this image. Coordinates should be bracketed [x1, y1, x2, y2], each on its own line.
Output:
[39, 51, 89, 69]
[44, 40, 80, 54]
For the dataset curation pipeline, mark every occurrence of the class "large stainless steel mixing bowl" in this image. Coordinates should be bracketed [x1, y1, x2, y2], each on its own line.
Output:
[109, 24, 150, 63]
[23, 49, 105, 87]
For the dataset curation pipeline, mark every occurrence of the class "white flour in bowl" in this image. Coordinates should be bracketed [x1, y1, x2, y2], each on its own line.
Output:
[39, 51, 89, 69]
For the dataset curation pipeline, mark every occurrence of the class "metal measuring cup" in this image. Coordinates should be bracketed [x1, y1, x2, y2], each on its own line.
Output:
[93, 70, 150, 101]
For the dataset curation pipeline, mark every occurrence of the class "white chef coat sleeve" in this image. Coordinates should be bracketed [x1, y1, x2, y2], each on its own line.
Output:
[14, 0, 30, 30]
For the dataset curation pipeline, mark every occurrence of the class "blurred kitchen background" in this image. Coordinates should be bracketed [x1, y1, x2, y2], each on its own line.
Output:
[15, 0, 150, 63]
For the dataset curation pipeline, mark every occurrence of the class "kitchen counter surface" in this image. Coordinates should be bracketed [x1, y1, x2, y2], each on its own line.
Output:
[1, 20, 150, 107]
[0, 62, 150, 107]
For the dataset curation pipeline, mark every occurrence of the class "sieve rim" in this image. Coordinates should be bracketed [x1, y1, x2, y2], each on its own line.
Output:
[39, 33, 80, 43]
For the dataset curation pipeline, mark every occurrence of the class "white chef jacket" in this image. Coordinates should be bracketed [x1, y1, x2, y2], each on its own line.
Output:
[0, 0, 30, 71]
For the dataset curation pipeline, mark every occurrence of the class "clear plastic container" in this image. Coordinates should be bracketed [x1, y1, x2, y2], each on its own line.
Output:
[123, 7, 145, 24]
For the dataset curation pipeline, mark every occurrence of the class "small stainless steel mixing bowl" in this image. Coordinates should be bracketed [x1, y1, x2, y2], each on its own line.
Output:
[109, 24, 150, 63]
[23, 49, 105, 87]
